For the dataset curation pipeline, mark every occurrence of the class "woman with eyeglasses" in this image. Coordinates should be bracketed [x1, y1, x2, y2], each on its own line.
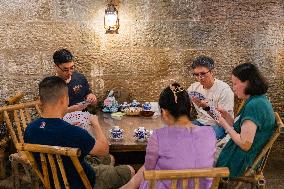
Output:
[215, 63, 276, 177]
[120, 83, 216, 189]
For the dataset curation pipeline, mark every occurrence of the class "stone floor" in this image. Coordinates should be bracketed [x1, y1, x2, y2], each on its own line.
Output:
[0, 137, 284, 189]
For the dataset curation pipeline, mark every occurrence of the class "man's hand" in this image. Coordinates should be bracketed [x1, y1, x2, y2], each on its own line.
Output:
[86, 93, 97, 104]
[191, 96, 208, 108]
[89, 115, 100, 128]
[67, 103, 89, 113]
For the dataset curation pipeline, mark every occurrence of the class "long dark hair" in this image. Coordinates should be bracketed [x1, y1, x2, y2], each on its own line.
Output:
[159, 82, 191, 120]
[232, 63, 268, 95]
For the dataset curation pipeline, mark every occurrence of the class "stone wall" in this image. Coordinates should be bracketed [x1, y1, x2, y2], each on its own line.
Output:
[0, 0, 283, 116]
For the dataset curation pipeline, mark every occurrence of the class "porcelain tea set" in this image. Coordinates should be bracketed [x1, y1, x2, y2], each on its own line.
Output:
[109, 126, 152, 142]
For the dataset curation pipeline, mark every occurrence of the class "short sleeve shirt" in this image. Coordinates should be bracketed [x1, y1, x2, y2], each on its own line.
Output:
[67, 72, 92, 106]
[187, 79, 234, 125]
[216, 95, 276, 177]
[24, 118, 96, 189]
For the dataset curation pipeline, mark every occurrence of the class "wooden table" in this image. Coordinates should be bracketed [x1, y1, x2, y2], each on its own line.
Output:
[98, 112, 163, 152]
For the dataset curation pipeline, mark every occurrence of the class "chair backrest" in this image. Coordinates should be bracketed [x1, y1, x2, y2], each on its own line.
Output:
[144, 167, 230, 189]
[234, 96, 245, 116]
[16, 143, 92, 189]
[0, 100, 41, 145]
[243, 112, 284, 176]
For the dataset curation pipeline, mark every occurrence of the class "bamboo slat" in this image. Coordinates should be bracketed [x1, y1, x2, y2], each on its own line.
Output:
[35, 104, 42, 115]
[171, 179, 177, 189]
[182, 179, 188, 189]
[144, 168, 229, 180]
[211, 177, 220, 189]
[13, 110, 23, 143]
[70, 157, 92, 189]
[16, 143, 80, 157]
[20, 109, 27, 129]
[47, 154, 61, 189]
[26, 152, 44, 184]
[5, 92, 25, 105]
[40, 153, 51, 189]
[24, 108, 32, 123]
[0, 101, 40, 112]
[194, 178, 199, 189]
[56, 155, 70, 189]
[4, 111, 18, 145]
[144, 168, 229, 189]
[149, 180, 155, 189]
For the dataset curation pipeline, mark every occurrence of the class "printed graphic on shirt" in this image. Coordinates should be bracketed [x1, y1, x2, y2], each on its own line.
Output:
[40, 121, 46, 129]
[73, 85, 82, 94]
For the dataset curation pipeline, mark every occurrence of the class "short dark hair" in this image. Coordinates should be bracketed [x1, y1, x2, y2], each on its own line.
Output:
[159, 82, 191, 120]
[53, 49, 74, 65]
[232, 63, 268, 96]
[39, 76, 67, 104]
[191, 55, 214, 70]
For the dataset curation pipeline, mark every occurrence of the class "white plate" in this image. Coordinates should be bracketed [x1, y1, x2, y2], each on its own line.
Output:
[109, 135, 124, 141]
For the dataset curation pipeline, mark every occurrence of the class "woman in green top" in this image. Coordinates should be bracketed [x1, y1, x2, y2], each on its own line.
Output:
[215, 63, 276, 177]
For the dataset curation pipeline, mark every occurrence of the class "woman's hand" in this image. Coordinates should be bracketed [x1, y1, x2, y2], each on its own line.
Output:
[215, 113, 229, 128]
[216, 107, 234, 126]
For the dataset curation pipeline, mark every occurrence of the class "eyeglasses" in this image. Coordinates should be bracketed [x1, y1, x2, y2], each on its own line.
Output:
[192, 70, 211, 78]
[56, 64, 75, 73]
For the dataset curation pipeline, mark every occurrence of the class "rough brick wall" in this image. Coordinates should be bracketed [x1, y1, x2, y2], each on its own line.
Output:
[0, 0, 283, 117]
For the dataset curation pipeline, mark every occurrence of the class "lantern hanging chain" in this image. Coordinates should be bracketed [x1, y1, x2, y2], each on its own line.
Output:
[107, 0, 119, 7]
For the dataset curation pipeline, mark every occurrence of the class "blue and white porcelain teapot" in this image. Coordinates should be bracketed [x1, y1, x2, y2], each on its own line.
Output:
[109, 126, 124, 140]
[134, 127, 151, 142]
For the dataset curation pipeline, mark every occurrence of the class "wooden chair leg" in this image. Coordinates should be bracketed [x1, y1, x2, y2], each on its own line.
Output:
[26, 165, 40, 189]
[234, 182, 243, 189]
[11, 160, 20, 189]
[0, 149, 6, 179]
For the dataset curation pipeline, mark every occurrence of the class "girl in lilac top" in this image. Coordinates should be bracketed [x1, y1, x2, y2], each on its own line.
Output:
[120, 83, 216, 189]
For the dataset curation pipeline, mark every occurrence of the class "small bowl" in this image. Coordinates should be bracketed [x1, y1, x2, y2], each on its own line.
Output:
[140, 110, 155, 117]
[124, 107, 142, 116]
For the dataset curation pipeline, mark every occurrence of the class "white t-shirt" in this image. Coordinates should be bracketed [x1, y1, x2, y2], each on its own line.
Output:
[187, 79, 234, 126]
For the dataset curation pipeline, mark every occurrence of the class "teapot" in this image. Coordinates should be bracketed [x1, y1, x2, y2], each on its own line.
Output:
[109, 126, 124, 140]
[134, 127, 150, 142]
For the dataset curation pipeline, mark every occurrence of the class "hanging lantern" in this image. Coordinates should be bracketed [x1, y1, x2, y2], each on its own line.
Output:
[104, 3, 119, 34]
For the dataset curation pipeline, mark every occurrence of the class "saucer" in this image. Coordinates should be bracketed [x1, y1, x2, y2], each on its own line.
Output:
[109, 135, 124, 141]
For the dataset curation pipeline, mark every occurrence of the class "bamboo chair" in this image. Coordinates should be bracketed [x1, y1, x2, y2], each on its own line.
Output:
[144, 167, 230, 189]
[0, 92, 25, 179]
[16, 143, 93, 189]
[0, 100, 41, 189]
[222, 112, 284, 189]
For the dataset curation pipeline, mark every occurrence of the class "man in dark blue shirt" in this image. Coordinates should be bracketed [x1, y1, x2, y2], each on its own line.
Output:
[24, 76, 133, 189]
[53, 49, 97, 111]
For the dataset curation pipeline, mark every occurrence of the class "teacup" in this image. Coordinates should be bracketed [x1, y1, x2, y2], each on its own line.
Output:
[109, 126, 124, 140]
[134, 127, 150, 142]
[142, 102, 152, 111]
[130, 100, 140, 107]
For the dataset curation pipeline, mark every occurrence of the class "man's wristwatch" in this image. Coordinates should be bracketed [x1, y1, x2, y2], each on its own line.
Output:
[202, 106, 210, 111]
